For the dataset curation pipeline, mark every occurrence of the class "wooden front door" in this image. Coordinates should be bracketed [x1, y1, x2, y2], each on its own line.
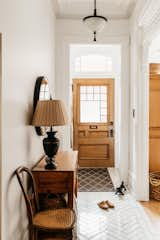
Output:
[73, 79, 114, 168]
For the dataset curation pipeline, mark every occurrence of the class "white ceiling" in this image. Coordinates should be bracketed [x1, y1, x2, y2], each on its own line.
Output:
[54, 0, 137, 19]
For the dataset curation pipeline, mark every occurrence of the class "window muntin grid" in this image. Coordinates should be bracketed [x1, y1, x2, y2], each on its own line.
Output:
[80, 86, 107, 123]
[39, 84, 50, 100]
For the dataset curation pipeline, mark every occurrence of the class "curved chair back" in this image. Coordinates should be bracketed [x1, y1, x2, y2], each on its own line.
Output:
[15, 166, 39, 225]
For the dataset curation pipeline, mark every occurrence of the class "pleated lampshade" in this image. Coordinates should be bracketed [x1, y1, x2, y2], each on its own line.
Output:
[32, 100, 68, 126]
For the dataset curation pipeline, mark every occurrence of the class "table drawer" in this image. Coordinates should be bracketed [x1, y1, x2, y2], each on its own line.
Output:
[33, 172, 72, 193]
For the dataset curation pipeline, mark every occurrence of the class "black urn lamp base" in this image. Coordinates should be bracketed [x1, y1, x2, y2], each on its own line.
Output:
[43, 131, 60, 170]
[45, 157, 57, 170]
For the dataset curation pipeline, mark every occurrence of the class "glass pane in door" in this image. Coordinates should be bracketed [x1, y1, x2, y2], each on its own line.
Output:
[80, 86, 107, 123]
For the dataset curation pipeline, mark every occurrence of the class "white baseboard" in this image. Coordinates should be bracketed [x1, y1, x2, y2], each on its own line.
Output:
[108, 167, 122, 189]
[128, 170, 136, 198]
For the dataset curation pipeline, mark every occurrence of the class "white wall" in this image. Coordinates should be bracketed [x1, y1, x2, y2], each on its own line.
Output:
[129, 0, 145, 198]
[55, 19, 130, 182]
[128, 0, 160, 200]
[0, 1, 56, 239]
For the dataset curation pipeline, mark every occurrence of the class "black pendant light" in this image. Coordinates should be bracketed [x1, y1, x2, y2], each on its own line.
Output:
[83, 0, 108, 41]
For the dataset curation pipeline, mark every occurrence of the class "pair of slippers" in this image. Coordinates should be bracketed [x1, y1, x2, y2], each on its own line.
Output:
[98, 200, 115, 210]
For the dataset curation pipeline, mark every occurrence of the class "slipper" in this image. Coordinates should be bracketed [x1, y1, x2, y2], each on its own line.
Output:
[97, 201, 109, 210]
[105, 200, 115, 208]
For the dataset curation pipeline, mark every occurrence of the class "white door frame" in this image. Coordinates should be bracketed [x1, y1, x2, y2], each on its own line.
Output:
[134, 1, 160, 200]
[0, 33, 2, 240]
[55, 33, 130, 182]
[70, 44, 121, 170]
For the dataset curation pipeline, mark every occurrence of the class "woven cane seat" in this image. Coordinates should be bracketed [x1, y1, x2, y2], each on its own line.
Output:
[33, 208, 75, 230]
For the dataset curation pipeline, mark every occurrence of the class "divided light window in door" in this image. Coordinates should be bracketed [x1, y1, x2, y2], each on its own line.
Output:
[80, 85, 107, 123]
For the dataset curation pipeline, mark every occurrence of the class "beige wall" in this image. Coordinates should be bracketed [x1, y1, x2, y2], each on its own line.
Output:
[0, 0, 56, 239]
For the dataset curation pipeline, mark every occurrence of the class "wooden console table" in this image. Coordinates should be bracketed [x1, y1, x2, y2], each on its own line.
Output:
[32, 150, 78, 209]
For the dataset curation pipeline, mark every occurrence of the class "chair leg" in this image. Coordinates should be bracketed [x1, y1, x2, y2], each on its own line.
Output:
[34, 229, 38, 240]
[69, 229, 73, 240]
[29, 227, 37, 240]
[29, 227, 34, 240]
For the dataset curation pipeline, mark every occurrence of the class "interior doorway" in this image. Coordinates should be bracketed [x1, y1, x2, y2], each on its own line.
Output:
[73, 78, 114, 168]
[148, 34, 160, 199]
[149, 64, 160, 172]
[70, 44, 121, 169]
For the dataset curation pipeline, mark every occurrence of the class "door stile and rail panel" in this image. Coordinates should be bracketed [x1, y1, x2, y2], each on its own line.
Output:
[73, 79, 114, 168]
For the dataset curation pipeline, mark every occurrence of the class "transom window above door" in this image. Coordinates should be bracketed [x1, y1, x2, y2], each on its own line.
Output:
[80, 85, 107, 123]
[75, 55, 113, 74]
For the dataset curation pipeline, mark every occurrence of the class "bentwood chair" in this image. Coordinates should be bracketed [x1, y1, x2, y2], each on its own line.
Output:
[15, 167, 75, 240]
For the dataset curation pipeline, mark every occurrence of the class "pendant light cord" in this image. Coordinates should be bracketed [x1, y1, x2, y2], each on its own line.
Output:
[94, 0, 96, 10]
[94, 0, 97, 15]
[94, 0, 97, 42]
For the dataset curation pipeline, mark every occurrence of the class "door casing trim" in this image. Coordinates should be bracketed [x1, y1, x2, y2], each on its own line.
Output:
[55, 35, 130, 182]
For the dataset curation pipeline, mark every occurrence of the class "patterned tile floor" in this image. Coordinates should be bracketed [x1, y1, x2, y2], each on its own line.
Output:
[78, 168, 114, 192]
[74, 192, 158, 240]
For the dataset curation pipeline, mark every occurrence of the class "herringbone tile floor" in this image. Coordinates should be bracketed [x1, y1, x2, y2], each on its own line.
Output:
[74, 192, 158, 240]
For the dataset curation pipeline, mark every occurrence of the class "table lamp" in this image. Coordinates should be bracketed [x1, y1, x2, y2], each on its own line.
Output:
[32, 100, 68, 169]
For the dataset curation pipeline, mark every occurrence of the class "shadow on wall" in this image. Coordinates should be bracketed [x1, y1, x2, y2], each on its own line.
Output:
[26, 101, 34, 126]
[5, 173, 28, 240]
[3, 100, 33, 128]
[3, 100, 41, 240]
